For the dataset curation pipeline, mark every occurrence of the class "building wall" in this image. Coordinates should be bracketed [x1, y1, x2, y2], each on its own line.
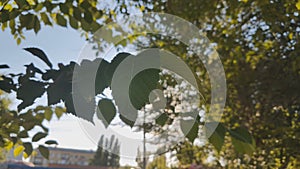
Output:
[30, 147, 95, 167]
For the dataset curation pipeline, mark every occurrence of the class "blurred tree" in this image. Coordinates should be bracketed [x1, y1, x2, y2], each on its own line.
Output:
[91, 134, 120, 168]
[0, 0, 300, 168]
[132, 0, 300, 168]
[146, 154, 169, 169]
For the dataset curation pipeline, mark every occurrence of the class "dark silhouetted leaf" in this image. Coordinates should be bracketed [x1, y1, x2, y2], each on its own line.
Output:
[120, 114, 135, 128]
[17, 79, 45, 111]
[155, 113, 168, 126]
[73, 7, 81, 20]
[23, 142, 33, 156]
[95, 58, 110, 94]
[23, 47, 52, 68]
[45, 140, 58, 145]
[33, 16, 40, 34]
[97, 99, 116, 128]
[129, 68, 160, 110]
[59, 3, 69, 14]
[38, 145, 49, 159]
[0, 75, 15, 93]
[25, 63, 43, 74]
[0, 64, 9, 69]
[18, 130, 29, 138]
[32, 132, 47, 142]
[84, 11, 93, 23]
[1, 10, 10, 22]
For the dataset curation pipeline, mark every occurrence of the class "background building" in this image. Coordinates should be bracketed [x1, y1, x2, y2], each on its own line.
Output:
[30, 147, 95, 167]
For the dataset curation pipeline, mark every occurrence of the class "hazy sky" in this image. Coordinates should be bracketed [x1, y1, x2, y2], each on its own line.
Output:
[0, 25, 143, 166]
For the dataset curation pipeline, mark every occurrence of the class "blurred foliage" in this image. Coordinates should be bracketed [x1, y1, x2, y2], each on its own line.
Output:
[132, 0, 300, 168]
[0, 0, 300, 168]
[90, 134, 120, 167]
[0, 88, 59, 159]
[146, 154, 169, 169]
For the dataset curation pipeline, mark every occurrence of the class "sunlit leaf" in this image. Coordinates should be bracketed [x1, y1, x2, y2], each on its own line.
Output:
[44, 107, 53, 121]
[14, 145, 25, 157]
[55, 107, 65, 119]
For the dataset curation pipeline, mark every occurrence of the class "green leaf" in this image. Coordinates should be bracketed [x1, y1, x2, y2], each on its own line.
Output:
[229, 127, 255, 155]
[18, 130, 29, 138]
[9, 20, 15, 30]
[119, 114, 135, 128]
[231, 137, 255, 155]
[69, 16, 78, 29]
[32, 132, 48, 142]
[180, 115, 200, 143]
[23, 47, 52, 68]
[59, 3, 69, 14]
[33, 16, 40, 34]
[155, 113, 168, 126]
[97, 99, 116, 128]
[38, 145, 49, 159]
[95, 58, 110, 94]
[206, 122, 226, 152]
[1, 10, 10, 22]
[14, 145, 25, 157]
[19, 13, 34, 30]
[40, 12, 52, 26]
[44, 107, 53, 121]
[23, 142, 33, 156]
[15, 0, 29, 8]
[55, 107, 65, 119]
[17, 38, 21, 45]
[34, 3, 44, 12]
[84, 11, 93, 23]
[45, 140, 58, 145]
[229, 127, 253, 144]
[80, 19, 91, 31]
[80, 1, 91, 9]
[73, 7, 82, 20]
[56, 14, 67, 27]
[129, 68, 160, 110]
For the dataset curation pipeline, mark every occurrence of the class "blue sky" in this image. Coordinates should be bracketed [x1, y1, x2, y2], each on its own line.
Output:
[0, 25, 142, 166]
